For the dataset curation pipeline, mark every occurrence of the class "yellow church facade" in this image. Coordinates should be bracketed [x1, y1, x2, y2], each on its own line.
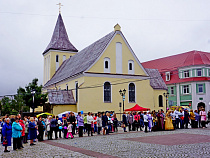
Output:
[41, 14, 167, 116]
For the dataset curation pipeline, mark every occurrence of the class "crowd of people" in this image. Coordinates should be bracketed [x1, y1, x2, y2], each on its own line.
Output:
[0, 108, 209, 152]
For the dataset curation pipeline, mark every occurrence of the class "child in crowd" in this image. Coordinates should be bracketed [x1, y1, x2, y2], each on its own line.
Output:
[66, 122, 73, 139]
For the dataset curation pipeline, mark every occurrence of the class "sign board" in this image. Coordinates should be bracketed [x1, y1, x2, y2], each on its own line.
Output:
[189, 103, 191, 106]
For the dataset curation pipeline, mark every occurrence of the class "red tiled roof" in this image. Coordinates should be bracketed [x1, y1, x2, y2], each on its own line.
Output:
[142, 50, 210, 85]
[142, 50, 210, 72]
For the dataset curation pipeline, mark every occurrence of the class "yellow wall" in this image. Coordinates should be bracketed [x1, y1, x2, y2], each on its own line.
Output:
[52, 104, 77, 116]
[87, 34, 147, 76]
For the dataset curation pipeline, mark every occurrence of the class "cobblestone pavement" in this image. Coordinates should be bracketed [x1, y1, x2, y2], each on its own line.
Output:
[0, 125, 210, 158]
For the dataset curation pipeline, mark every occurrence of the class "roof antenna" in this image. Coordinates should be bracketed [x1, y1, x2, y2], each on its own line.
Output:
[57, 2, 63, 14]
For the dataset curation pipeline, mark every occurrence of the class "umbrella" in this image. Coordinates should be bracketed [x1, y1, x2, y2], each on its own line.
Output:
[36, 112, 54, 118]
[125, 104, 150, 111]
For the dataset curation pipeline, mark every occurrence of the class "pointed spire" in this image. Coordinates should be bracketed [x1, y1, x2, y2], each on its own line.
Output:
[43, 13, 78, 55]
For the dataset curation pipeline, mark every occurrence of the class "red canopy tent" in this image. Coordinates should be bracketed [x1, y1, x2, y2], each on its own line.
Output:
[125, 104, 150, 111]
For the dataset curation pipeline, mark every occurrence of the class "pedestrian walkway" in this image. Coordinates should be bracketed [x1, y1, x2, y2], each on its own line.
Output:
[0, 125, 210, 158]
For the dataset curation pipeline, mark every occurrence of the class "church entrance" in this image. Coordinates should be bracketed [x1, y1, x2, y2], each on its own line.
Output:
[197, 102, 205, 110]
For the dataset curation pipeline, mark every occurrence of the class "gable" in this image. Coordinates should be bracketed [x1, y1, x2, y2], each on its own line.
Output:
[86, 31, 148, 76]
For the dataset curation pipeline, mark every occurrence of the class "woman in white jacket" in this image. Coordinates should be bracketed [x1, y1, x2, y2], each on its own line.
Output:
[45, 116, 51, 140]
[87, 112, 94, 136]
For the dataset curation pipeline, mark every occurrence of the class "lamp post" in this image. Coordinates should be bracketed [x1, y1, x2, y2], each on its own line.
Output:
[31, 90, 36, 116]
[119, 89, 126, 111]
[163, 92, 169, 112]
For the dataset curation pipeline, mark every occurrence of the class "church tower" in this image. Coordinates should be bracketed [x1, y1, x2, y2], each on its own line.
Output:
[43, 13, 78, 85]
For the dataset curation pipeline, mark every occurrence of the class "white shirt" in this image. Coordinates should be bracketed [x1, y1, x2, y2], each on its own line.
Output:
[87, 115, 94, 124]
[174, 110, 180, 118]
[144, 115, 148, 122]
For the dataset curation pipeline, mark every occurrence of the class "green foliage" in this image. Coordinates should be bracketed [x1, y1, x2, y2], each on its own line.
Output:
[1, 97, 12, 116]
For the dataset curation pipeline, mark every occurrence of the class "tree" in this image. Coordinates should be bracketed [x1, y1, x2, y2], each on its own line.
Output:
[1, 97, 13, 116]
[17, 78, 48, 110]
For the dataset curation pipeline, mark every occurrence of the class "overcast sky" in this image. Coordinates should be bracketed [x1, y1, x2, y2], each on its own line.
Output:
[1, 0, 210, 96]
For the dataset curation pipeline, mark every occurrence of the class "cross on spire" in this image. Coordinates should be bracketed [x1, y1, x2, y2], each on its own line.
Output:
[57, 3, 63, 13]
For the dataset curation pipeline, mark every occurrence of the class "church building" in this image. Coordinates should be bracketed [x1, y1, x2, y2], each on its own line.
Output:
[41, 13, 167, 116]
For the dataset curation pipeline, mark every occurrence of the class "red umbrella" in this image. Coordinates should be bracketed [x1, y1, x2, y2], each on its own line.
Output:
[125, 104, 150, 111]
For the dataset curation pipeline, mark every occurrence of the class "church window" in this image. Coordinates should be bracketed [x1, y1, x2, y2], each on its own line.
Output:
[56, 55, 59, 62]
[128, 60, 134, 74]
[104, 82, 111, 102]
[104, 58, 110, 73]
[129, 83, 135, 102]
[63, 55, 66, 61]
[159, 95, 163, 107]
[75, 82, 78, 102]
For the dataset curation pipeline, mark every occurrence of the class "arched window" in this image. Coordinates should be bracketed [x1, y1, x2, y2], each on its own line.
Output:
[104, 82, 111, 102]
[129, 83, 135, 102]
[104, 57, 110, 73]
[56, 55, 59, 71]
[128, 60, 134, 74]
[159, 95, 163, 107]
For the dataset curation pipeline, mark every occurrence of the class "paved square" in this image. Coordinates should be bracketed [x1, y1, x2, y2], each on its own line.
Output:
[122, 133, 210, 146]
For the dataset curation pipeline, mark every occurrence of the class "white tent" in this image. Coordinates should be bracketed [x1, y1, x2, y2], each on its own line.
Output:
[58, 111, 78, 118]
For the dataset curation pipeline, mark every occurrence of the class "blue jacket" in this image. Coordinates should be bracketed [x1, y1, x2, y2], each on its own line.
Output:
[2, 123, 12, 146]
[12, 122, 22, 138]
[28, 121, 37, 140]
[50, 118, 57, 128]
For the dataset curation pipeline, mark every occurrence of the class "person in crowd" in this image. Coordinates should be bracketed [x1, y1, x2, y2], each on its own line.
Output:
[139, 112, 144, 131]
[180, 108, 185, 129]
[50, 116, 57, 139]
[66, 122, 73, 139]
[10, 115, 15, 124]
[56, 116, 62, 138]
[12, 117, 22, 150]
[46, 116, 51, 140]
[77, 112, 84, 137]
[134, 112, 139, 131]
[157, 110, 164, 131]
[87, 112, 94, 136]
[1, 118, 5, 144]
[190, 109, 195, 128]
[102, 112, 108, 135]
[107, 113, 111, 134]
[96, 113, 102, 134]
[93, 114, 98, 133]
[2, 118, 12, 152]
[23, 116, 29, 144]
[165, 110, 174, 130]
[148, 111, 153, 132]
[152, 112, 158, 131]
[143, 112, 148, 133]
[194, 110, 199, 128]
[174, 107, 180, 129]
[200, 108, 207, 128]
[184, 109, 189, 129]
[28, 117, 37, 146]
[62, 117, 68, 139]
[113, 114, 118, 132]
[208, 110, 210, 122]
[122, 111, 127, 132]
[127, 112, 133, 132]
[37, 116, 44, 141]
[83, 114, 87, 134]
[41, 118, 46, 138]
[170, 110, 176, 129]
[19, 119, 25, 148]
[69, 112, 76, 135]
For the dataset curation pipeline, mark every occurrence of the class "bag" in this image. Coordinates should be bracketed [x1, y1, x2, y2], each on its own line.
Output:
[64, 126, 67, 129]
[3, 139, 8, 146]
[59, 126, 62, 130]
[121, 124, 125, 128]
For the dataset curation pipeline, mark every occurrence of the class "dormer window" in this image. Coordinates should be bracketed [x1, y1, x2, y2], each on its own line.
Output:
[165, 72, 170, 81]
[128, 60, 134, 74]
[104, 57, 110, 73]
[183, 70, 190, 78]
[197, 69, 202, 77]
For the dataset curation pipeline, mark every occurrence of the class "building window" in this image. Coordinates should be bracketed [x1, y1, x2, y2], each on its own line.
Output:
[75, 82, 78, 102]
[170, 87, 174, 95]
[197, 69, 202, 76]
[165, 72, 170, 81]
[66, 84, 68, 91]
[104, 82, 111, 102]
[104, 58, 110, 73]
[183, 70, 190, 78]
[198, 84, 203, 93]
[209, 69, 210, 76]
[128, 60, 134, 74]
[159, 95, 163, 107]
[183, 85, 189, 94]
[129, 83, 135, 102]
[63, 55, 66, 61]
[56, 55, 59, 62]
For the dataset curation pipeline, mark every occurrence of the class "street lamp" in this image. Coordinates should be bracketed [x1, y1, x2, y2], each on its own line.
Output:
[31, 90, 36, 116]
[119, 89, 126, 111]
[163, 92, 169, 112]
